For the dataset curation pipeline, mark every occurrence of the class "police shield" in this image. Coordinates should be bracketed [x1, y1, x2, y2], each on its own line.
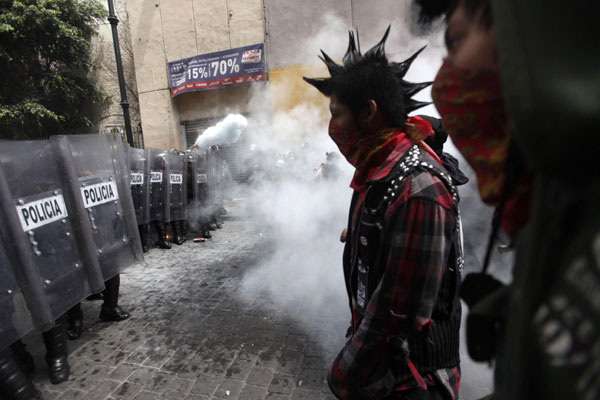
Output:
[167, 150, 186, 222]
[185, 150, 196, 221]
[0, 140, 104, 345]
[128, 146, 150, 226]
[207, 146, 224, 215]
[149, 149, 169, 223]
[185, 150, 209, 228]
[53, 133, 143, 280]
[0, 226, 35, 351]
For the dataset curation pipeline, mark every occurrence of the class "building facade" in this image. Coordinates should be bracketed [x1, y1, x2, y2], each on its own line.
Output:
[119, 0, 423, 150]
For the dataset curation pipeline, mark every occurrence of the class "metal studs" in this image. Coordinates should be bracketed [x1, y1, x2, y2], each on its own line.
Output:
[53, 190, 59, 196]
[116, 211, 121, 216]
[65, 232, 71, 237]
[89, 216, 95, 222]
[114, 201, 118, 205]
[97, 249, 103, 254]
[18, 199, 25, 205]
[122, 237, 128, 243]
[35, 250, 42, 256]
[44, 280, 51, 285]
[81, 182, 86, 187]
[62, 219, 67, 224]
[7, 289, 12, 295]
[92, 225, 98, 230]
[74, 263, 81, 269]
[27, 231, 34, 237]
[383, 196, 389, 201]
[109, 175, 113, 181]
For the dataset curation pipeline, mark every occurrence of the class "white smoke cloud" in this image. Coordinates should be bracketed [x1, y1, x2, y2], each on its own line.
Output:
[194, 113, 248, 148]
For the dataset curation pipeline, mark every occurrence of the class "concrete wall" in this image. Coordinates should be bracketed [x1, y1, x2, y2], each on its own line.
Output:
[262, 0, 417, 141]
[125, 0, 434, 149]
[264, 0, 413, 69]
[126, 0, 264, 150]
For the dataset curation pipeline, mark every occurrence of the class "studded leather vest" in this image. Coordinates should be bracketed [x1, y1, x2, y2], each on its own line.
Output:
[345, 144, 463, 373]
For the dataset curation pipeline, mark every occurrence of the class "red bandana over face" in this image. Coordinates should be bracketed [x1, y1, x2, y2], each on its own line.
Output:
[432, 60, 510, 205]
[328, 116, 434, 190]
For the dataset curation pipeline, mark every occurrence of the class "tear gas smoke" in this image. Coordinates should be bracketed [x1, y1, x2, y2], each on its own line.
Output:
[194, 113, 248, 148]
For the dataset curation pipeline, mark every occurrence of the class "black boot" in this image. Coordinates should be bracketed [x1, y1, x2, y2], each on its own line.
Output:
[138, 224, 149, 253]
[155, 222, 171, 249]
[211, 215, 222, 229]
[42, 315, 70, 384]
[201, 221, 212, 239]
[100, 275, 130, 322]
[172, 221, 184, 245]
[181, 221, 188, 243]
[66, 303, 83, 340]
[0, 346, 41, 400]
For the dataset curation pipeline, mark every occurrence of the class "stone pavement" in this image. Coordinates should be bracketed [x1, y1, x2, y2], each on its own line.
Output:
[22, 198, 492, 400]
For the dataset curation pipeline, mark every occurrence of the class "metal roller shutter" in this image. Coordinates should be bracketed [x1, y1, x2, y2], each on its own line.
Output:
[183, 114, 251, 182]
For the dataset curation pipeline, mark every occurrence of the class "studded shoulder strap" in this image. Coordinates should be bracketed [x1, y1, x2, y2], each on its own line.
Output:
[379, 145, 464, 275]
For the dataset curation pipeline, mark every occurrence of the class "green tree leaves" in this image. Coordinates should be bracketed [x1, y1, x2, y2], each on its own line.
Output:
[0, 0, 108, 139]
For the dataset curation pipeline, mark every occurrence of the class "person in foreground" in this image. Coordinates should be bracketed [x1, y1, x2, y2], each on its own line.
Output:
[429, 0, 600, 398]
[304, 27, 463, 400]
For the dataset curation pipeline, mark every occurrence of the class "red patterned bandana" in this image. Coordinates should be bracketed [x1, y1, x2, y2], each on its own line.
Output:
[328, 116, 434, 191]
[432, 60, 510, 205]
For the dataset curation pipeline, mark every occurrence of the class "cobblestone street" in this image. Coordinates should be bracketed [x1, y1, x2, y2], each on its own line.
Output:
[22, 198, 493, 400]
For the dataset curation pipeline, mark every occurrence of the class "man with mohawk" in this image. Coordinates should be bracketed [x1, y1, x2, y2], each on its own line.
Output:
[305, 27, 462, 400]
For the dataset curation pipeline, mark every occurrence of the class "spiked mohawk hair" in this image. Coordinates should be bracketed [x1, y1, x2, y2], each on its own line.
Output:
[303, 26, 430, 127]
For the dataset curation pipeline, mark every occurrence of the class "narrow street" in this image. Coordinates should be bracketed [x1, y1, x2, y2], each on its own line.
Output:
[23, 198, 492, 400]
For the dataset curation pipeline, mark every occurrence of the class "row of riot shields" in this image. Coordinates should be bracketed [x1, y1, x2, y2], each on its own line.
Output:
[0, 133, 143, 352]
[126, 146, 225, 229]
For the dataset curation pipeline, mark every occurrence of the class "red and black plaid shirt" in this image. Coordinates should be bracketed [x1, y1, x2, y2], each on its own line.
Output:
[329, 136, 461, 400]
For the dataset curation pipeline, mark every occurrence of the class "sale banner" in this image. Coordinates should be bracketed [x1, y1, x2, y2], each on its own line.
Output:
[167, 43, 267, 97]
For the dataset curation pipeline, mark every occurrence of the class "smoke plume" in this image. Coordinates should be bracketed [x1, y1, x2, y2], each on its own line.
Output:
[194, 113, 248, 148]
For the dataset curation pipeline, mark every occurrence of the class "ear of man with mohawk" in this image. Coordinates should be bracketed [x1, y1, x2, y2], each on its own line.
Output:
[304, 26, 436, 190]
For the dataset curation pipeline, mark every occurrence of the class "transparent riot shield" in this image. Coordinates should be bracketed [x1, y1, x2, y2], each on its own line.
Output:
[0, 140, 104, 341]
[207, 146, 224, 215]
[149, 149, 169, 223]
[53, 133, 143, 281]
[167, 150, 186, 222]
[128, 147, 150, 226]
[185, 150, 208, 230]
[214, 146, 225, 211]
[206, 147, 217, 214]
[185, 150, 196, 221]
[0, 221, 35, 351]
